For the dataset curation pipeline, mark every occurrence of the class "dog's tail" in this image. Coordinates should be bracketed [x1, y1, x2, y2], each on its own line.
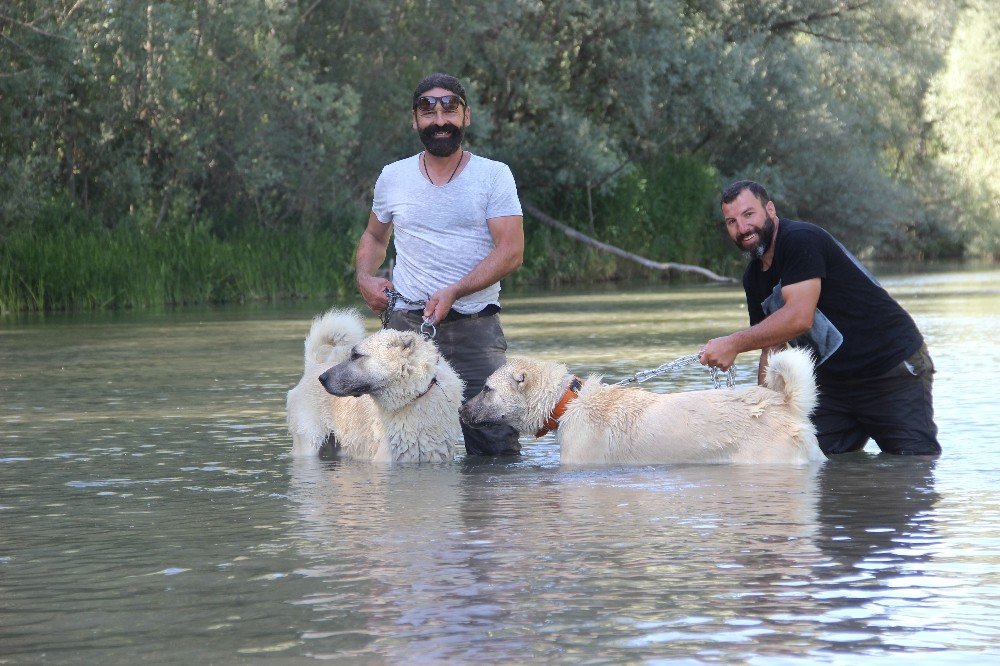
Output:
[304, 308, 365, 367]
[764, 347, 818, 418]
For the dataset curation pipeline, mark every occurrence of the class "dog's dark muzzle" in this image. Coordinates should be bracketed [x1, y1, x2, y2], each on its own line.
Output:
[319, 368, 370, 398]
[459, 396, 501, 429]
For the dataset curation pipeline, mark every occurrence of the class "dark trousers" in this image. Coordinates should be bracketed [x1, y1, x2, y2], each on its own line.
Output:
[814, 344, 941, 455]
[386, 309, 521, 456]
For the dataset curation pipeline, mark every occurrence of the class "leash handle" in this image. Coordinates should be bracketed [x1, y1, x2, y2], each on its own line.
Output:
[382, 288, 436, 339]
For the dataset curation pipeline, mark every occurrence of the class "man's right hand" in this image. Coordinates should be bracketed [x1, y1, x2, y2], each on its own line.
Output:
[357, 275, 393, 315]
[699, 335, 740, 371]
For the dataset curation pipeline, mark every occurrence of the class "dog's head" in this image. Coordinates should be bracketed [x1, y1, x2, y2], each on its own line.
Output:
[319, 329, 434, 401]
[460, 357, 565, 434]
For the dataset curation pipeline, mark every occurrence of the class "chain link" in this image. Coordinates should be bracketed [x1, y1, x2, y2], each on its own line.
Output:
[611, 353, 737, 389]
[381, 288, 436, 339]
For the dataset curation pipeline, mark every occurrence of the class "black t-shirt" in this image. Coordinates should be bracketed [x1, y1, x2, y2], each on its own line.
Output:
[743, 219, 922, 381]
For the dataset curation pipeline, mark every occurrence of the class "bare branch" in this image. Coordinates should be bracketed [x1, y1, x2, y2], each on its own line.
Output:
[61, 0, 87, 24]
[0, 13, 69, 40]
[769, 1, 874, 38]
[522, 202, 737, 284]
[790, 27, 859, 44]
[299, 0, 326, 27]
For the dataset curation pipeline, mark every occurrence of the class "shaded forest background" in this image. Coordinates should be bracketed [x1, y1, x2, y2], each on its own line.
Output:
[1, 0, 997, 310]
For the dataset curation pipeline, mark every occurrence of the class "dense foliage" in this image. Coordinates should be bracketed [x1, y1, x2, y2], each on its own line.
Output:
[1, 1, 997, 309]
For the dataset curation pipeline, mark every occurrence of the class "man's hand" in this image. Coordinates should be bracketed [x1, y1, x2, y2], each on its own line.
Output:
[358, 274, 394, 315]
[699, 335, 740, 371]
[423, 285, 460, 325]
[700, 279, 821, 373]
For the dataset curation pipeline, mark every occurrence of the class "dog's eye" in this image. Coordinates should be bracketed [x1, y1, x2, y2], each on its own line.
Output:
[482, 385, 492, 394]
[350, 350, 363, 361]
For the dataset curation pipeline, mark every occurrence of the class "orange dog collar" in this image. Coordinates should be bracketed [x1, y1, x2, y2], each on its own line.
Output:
[535, 376, 583, 438]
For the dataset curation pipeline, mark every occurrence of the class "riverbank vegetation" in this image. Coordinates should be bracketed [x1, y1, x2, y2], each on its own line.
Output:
[2, 1, 997, 311]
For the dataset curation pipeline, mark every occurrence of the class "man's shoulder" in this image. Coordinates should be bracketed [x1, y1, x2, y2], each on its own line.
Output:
[779, 218, 825, 237]
[467, 153, 514, 176]
[380, 153, 420, 175]
[777, 219, 835, 249]
[468, 153, 510, 167]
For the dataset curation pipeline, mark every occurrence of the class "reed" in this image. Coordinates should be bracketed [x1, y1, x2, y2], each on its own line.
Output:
[0, 225, 357, 312]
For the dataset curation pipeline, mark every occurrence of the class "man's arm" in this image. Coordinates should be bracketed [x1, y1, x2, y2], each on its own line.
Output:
[700, 278, 821, 373]
[355, 211, 395, 314]
[423, 215, 524, 324]
[756, 344, 786, 386]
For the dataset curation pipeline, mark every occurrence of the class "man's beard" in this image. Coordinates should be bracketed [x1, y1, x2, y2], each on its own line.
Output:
[738, 214, 776, 260]
[419, 122, 464, 157]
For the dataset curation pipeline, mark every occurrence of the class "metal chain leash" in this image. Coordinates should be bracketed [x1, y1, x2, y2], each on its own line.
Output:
[381, 288, 436, 339]
[383, 286, 731, 384]
[611, 353, 737, 389]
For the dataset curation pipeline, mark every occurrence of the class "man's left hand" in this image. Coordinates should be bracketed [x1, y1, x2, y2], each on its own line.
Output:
[424, 286, 459, 325]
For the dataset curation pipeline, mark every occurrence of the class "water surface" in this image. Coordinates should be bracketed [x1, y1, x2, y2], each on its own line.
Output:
[2, 269, 999, 663]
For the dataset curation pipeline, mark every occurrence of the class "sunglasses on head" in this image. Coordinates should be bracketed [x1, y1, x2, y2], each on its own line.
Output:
[414, 95, 465, 116]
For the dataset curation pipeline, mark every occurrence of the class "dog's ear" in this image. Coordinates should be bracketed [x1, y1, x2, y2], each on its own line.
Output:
[393, 333, 416, 353]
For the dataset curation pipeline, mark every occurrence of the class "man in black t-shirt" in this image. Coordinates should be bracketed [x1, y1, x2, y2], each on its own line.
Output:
[699, 180, 940, 456]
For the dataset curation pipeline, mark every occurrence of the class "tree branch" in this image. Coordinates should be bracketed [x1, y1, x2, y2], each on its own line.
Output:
[60, 0, 87, 24]
[0, 13, 69, 40]
[522, 202, 737, 284]
[769, 1, 873, 38]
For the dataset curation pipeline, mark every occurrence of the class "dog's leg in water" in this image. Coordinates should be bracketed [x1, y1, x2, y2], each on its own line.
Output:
[318, 433, 340, 460]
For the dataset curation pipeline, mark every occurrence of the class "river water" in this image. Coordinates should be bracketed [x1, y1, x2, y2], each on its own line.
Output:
[2, 268, 998, 663]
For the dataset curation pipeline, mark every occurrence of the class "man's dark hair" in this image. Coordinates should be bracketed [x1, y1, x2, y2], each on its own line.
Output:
[721, 180, 770, 208]
[412, 73, 467, 108]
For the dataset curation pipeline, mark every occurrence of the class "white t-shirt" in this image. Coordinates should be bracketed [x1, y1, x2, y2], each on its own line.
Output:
[372, 152, 522, 314]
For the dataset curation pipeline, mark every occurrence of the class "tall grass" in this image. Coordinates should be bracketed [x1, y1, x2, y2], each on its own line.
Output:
[0, 223, 357, 312]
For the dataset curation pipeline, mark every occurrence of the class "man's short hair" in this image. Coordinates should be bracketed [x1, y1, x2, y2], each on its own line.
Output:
[721, 180, 770, 208]
[412, 73, 468, 109]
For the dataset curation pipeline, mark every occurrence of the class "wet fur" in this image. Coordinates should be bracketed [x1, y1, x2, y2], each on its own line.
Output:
[461, 347, 825, 465]
[286, 308, 464, 462]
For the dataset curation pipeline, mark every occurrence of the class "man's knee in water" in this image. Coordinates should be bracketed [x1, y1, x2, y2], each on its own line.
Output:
[462, 422, 521, 456]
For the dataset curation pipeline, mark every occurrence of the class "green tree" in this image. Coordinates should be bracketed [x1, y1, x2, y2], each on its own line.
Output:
[1, 0, 990, 275]
[924, 0, 1000, 258]
[1, 1, 360, 232]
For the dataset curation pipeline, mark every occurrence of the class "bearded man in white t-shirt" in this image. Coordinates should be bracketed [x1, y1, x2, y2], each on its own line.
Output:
[354, 72, 525, 456]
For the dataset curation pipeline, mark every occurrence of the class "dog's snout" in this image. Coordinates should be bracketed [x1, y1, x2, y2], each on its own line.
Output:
[318, 371, 329, 385]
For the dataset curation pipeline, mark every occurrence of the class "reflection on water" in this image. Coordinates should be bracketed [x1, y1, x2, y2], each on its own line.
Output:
[2, 269, 999, 662]
[285, 457, 828, 661]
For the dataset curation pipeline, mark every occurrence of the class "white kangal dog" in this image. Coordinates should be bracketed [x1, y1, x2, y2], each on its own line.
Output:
[461, 347, 825, 465]
[286, 309, 464, 462]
